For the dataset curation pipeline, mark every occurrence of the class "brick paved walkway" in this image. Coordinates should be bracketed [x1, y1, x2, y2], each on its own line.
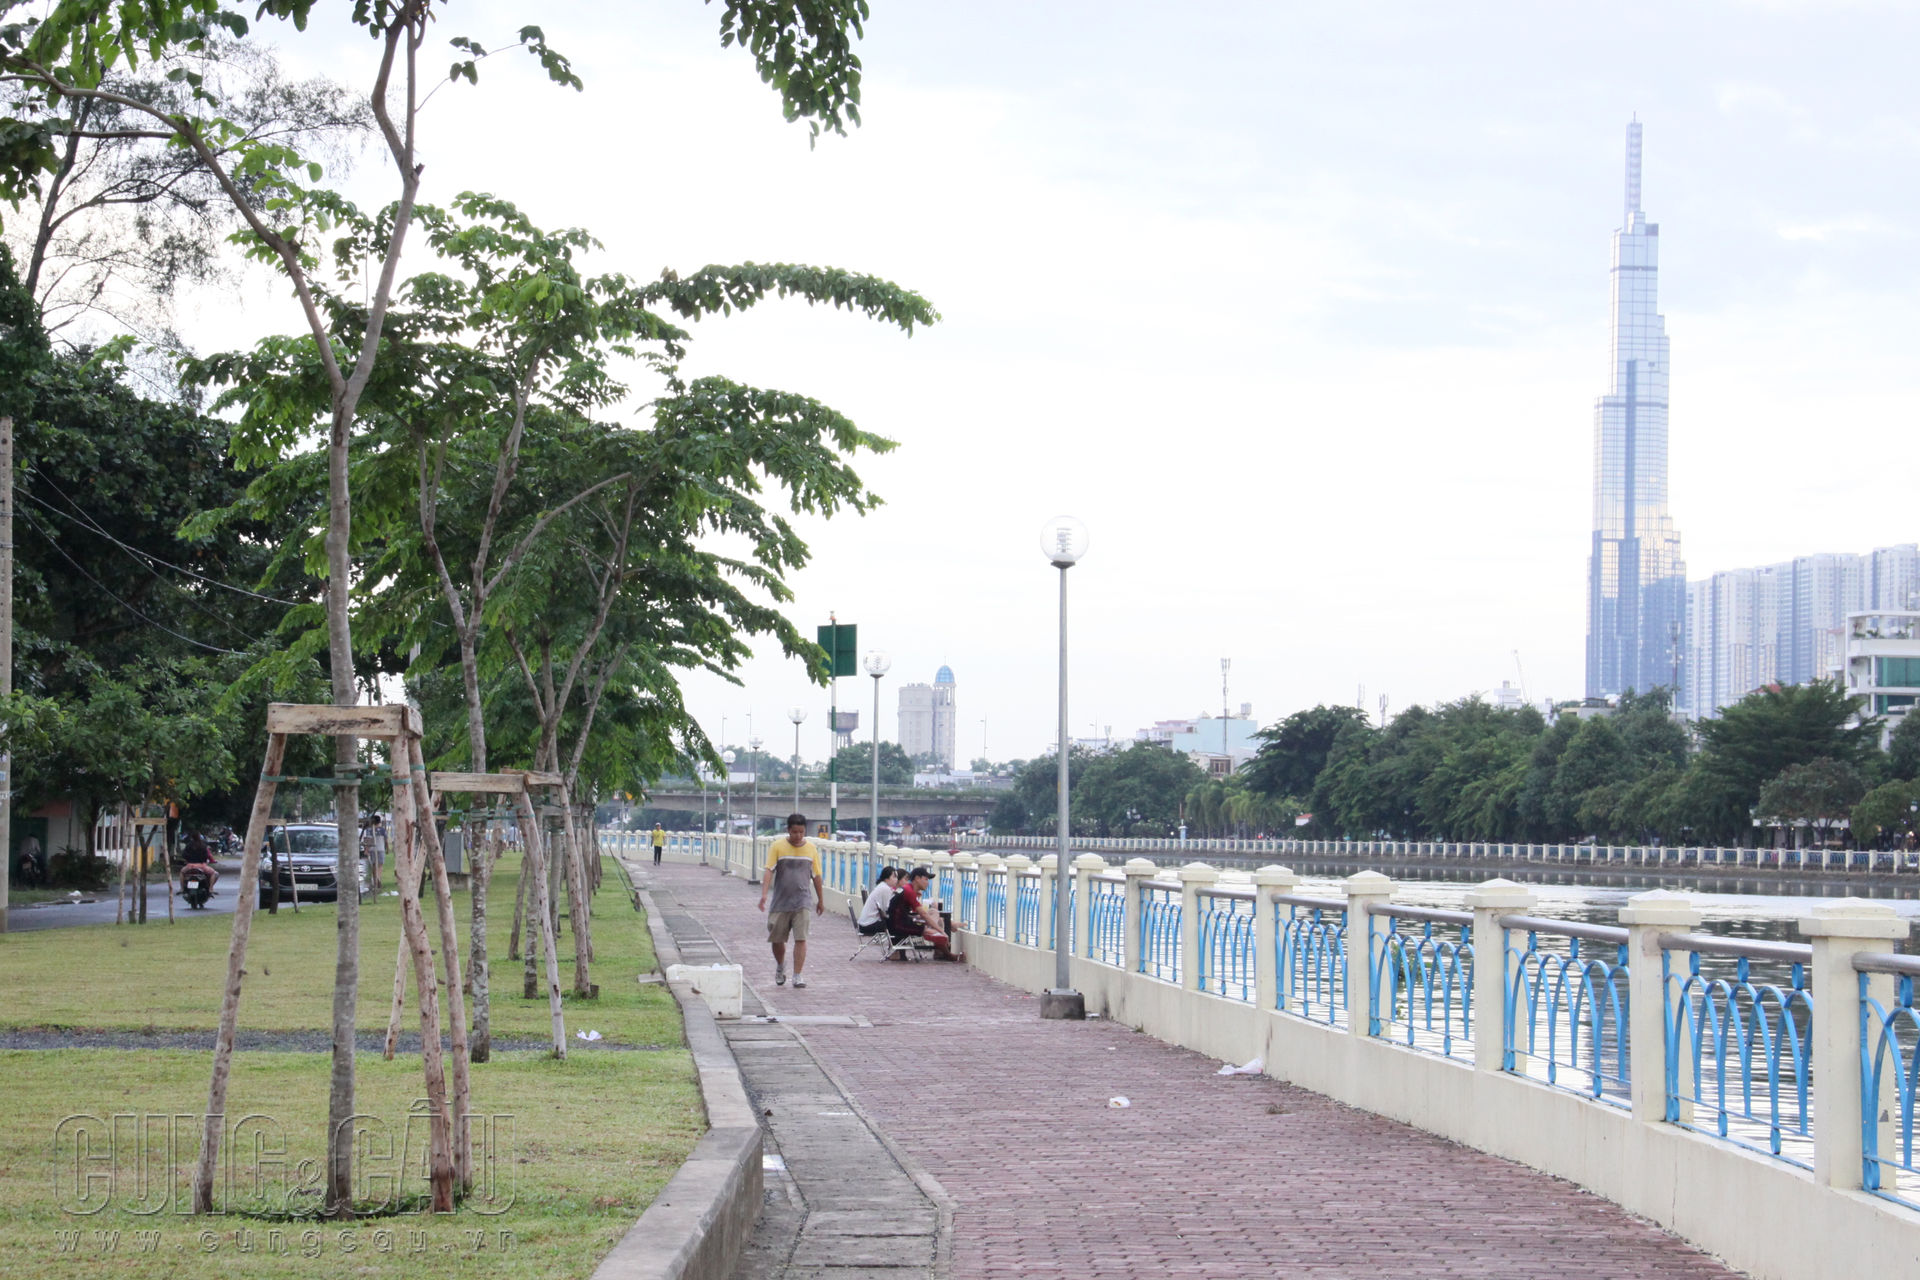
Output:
[649, 861, 1743, 1280]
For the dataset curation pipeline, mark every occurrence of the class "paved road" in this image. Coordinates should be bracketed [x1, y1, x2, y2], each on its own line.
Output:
[6, 859, 247, 932]
[645, 860, 1741, 1280]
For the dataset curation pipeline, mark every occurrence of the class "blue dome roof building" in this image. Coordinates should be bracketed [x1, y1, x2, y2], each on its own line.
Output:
[935, 665, 955, 685]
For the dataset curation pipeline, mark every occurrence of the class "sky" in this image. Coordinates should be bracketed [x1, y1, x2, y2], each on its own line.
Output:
[173, 1, 1920, 764]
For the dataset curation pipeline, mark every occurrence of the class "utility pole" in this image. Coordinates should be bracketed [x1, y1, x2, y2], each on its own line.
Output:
[0, 415, 12, 933]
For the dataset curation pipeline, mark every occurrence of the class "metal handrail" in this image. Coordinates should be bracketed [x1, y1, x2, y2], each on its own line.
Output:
[1199, 886, 1256, 902]
[1854, 951, 1920, 977]
[1498, 914, 1628, 945]
[1368, 902, 1472, 926]
[1142, 878, 1180, 892]
[1659, 932, 1812, 965]
[1090, 872, 1126, 884]
[1276, 893, 1345, 911]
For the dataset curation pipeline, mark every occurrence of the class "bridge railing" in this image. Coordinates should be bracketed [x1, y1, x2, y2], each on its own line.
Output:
[927, 831, 1920, 873]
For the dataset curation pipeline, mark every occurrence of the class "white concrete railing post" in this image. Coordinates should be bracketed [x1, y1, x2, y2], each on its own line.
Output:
[1251, 865, 1300, 1011]
[1037, 854, 1060, 950]
[1464, 878, 1536, 1076]
[1178, 862, 1220, 993]
[950, 852, 977, 930]
[1119, 858, 1158, 974]
[1618, 890, 1702, 1125]
[1002, 855, 1034, 945]
[1800, 899, 1910, 1190]
[976, 853, 1005, 938]
[1342, 871, 1393, 1035]
[1072, 854, 1105, 960]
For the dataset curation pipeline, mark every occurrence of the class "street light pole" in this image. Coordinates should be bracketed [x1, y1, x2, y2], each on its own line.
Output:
[788, 708, 807, 814]
[722, 749, 736, 874]
[864, 652, 891, 865]
[1040, 516, 1088, 1020]
[749, 735, 763, 875]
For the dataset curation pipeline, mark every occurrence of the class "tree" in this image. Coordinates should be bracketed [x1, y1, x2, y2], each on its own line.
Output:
[1074, 743, 1205, 836]
[1887, 714, 1920, 782]
[1243, 705, 1368, 801]
[1546, 718, 1630, 838]
[1756, 758, 1867, 847]
[832, 741, 912, 786]
[1695, 681, 1877, 799]
[1852, 779, 1920, 848]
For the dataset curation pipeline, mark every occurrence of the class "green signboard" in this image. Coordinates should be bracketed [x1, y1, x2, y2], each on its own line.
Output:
[817, 622, 858, 678]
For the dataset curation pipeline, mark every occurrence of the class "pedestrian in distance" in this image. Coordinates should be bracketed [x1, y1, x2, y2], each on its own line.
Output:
[651, 823, 667, 866]
[758, 812, 825, 988]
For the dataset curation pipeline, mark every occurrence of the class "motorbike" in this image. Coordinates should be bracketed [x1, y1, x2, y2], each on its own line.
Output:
[180, 862, 217, 909]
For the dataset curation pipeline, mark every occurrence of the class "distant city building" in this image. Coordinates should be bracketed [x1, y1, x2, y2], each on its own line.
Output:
[1842, 611, 1920, 746]
[1171, 714, 1260, 776]
[1682, 544, 1920, 719]
[1488, 681, 1526, 711]
[1587, 119, 1686, 700]
[897, 666, 957, 768]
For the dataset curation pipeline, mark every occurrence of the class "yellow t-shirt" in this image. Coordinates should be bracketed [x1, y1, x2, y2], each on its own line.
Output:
[765, 838, 822, 912]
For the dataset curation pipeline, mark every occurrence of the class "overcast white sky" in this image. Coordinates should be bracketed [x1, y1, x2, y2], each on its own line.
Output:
[181, 1, 1920, 764]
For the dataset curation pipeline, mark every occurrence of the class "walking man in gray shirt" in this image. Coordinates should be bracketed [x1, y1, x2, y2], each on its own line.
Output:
[758, 813, 825, 988]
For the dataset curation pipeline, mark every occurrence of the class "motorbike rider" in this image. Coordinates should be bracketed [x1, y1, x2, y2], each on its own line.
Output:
[180, 831, 219, 890]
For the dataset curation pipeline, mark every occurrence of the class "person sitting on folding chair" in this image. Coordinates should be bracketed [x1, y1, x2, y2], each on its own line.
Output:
[886, 867, 955, 960]
[857, 866, 898, 938]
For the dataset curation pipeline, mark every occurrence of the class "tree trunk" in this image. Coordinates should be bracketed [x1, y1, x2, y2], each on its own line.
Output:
[508, 849, 527, 963]
[408, 734, 472, 1189]
[512, 790, 567, 1057]
[193, 733, 286, 1214]
[469, 828, 497, 1063]
[558, 800, 593, 997]
[389, 751, 455, 1212]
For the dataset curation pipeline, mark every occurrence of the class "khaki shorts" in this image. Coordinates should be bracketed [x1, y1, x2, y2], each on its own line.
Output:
[767, 909, 813, 944]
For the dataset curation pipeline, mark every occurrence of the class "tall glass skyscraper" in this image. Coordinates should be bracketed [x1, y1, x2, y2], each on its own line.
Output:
[1587, 120, 1686, 699]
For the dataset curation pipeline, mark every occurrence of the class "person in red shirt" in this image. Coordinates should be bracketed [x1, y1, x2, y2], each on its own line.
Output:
[886, 866, 954, 960]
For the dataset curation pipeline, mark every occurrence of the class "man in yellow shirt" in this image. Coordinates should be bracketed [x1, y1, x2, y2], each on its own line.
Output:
[651, 824, 666, 866]
[758, 812, 824, 988]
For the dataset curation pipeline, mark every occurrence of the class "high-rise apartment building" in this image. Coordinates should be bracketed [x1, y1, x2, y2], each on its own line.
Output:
[896, 666, 958, 768]
[1587, 120, 1687, 699]
[1681, 544, 1920, 719]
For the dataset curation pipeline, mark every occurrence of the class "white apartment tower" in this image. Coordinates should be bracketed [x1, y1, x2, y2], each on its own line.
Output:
[897, 666, 958, 768]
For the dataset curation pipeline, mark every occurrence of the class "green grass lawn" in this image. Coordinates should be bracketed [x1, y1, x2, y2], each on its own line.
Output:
[0, 854, 705, 1279]
[0, 853, 683, 1048]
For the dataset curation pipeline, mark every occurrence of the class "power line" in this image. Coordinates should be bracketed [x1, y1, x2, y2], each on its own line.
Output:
[16, 507, 250, 656]
[24, 467, 303, 606]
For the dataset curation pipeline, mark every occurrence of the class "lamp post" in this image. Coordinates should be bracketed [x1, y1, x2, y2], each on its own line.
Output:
[722, 749, 736, 870]
[699, 770, 709, 864]
[864, 651, 890, 865]
[1041, 515, 1088, 1020]
[749, 734, 764, 875]
[788, 707, 807, 813]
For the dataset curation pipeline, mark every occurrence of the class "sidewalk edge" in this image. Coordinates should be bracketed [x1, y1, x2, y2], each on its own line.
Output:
[591, 867, 763, 1280]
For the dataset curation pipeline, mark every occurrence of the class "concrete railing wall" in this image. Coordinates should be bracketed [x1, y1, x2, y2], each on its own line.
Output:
[597, 831, 1920, 1280]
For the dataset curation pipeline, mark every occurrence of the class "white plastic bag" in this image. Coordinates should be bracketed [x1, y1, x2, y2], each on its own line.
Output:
[1216, 1056, 1263, 1077]
[1107, 1096, 1131, 1109]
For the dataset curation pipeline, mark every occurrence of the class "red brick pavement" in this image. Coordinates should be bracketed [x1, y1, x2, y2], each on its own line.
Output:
[653, 863, 1743, 1279]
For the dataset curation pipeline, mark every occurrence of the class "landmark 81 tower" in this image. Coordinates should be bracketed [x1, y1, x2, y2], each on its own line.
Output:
[1587, 120, 1685, 700]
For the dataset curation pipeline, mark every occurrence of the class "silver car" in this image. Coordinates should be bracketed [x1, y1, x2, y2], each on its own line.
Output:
[259, 824, 370, 907]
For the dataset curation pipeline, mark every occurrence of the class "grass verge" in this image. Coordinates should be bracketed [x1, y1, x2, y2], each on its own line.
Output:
[0, 853, 705, 1279]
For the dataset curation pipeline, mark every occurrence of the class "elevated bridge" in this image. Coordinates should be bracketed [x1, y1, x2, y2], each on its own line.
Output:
[639, 787, 998, 823]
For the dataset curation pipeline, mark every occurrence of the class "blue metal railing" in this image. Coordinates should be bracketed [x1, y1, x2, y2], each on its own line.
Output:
[1661, 934, 1813, 1168]
[1277, 896, 1346, 1026]
[1013, 872, 1042, 946]
[1088, 875, 1126, 967]
[1044, 879, 1076, 952]
[984, 870, 1008, 939]
[1369, 904, 1473, 1060]
[1197, 889, 1257, 1002]
[1502, 915, 1630, 1106]
[1137, 880, 1181, 983]
[957, 867, 979, 931]
[1859, 954, 1920, 1206]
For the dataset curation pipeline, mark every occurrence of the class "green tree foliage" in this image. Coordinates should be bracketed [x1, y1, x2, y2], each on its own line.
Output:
[832, 741, 912, 786]
[1852, 779, 1920, 848]
[1887, 714, 1920, 782]
[1242, 704, 1368, 800]
[994, 745, 1204, 838]
[1756, 757, 1868, 847]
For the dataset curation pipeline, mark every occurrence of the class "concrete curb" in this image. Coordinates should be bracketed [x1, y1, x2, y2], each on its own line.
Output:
[591, 864, 763, 1280]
